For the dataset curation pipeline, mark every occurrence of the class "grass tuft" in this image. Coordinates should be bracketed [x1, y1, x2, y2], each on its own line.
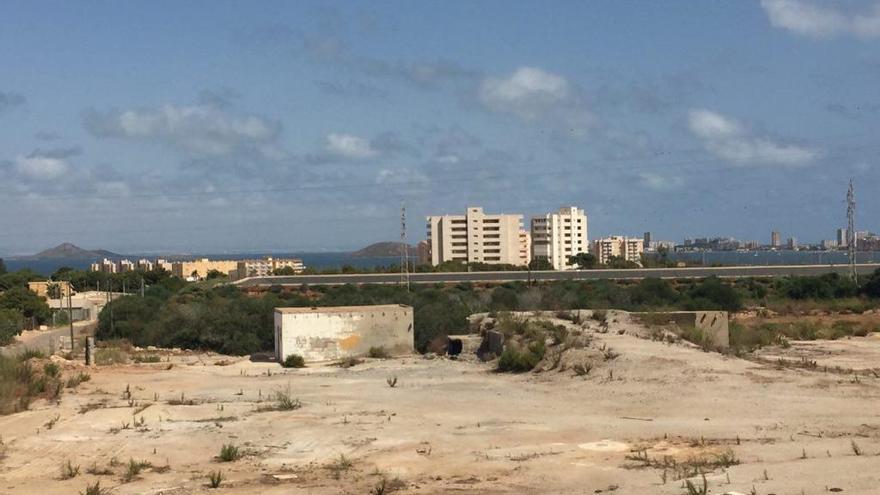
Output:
[208, 469, 223, 488]
[80, 481, 109, 495]
[60, 459, 80, 479]
[218, 443, 241, 462]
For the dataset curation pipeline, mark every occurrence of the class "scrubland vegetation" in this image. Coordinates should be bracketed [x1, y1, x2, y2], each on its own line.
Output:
[85, 269, 880, 356]
[0, 350, 89, 415]
[3, 263, 880, 360]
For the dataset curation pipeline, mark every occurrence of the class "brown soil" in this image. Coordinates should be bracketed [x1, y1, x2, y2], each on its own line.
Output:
[2, 316, 880, 494]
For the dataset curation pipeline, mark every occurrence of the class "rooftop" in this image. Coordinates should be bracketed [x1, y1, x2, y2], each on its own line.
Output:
[275, 304, 411, 314]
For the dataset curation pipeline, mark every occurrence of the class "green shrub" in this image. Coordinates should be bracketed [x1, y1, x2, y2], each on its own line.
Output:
[368, 346, 390, 359]
[497, 341, 545, 372]
[95, 348, 128, 366]
[1, 353, 65, 414]
[218, 444, 241, 462]
[121, 458, 151, 482]
[281, 354, 305, 368]
[66, 371, 90, 388]
[43, 362, 61, 378]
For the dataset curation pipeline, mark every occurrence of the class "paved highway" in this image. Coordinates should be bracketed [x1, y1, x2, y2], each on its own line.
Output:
[233, 263, 880, 287]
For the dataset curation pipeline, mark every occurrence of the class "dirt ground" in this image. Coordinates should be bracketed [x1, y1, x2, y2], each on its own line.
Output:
[2, 314, 880, 494]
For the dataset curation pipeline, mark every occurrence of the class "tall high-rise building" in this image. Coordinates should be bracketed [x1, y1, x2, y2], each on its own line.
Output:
[837, 228, 848, 247]
[530, 206, 589, 270]
[643, 231, 653, 246]
[771, 230, 781, 247]
[426, 207, 529, 266]
[788, 237, 798, 250]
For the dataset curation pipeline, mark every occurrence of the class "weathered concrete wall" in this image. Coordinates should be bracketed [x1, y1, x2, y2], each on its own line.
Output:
[274, 305, 414, 363]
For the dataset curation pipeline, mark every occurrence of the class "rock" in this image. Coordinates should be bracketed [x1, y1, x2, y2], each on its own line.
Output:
[483, 330, 505, 357]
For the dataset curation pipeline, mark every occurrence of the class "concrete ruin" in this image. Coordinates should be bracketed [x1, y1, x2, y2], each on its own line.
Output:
[273, 304, 414, 363]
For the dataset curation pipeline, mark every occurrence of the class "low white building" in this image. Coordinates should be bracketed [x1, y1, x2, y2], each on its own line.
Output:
[274, 304, 414, 363]
[237, 257, 304, 279]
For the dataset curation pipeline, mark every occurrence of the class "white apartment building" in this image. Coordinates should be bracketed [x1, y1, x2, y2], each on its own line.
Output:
[592, 236, 645, 265]
[530, 206, 589, 270]
[236, 257, 305, 279]
[518, 230, 532, 266]
[136, 259, 155, 271]
[427, 207, 529, 266]
[117, 259, 136, 272]
[90, 258, 118, 273]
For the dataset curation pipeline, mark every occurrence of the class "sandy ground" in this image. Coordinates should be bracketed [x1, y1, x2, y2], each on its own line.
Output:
[2, 316, 880, 494]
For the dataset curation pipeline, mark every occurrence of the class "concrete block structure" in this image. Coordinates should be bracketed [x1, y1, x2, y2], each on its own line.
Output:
[274, 304, 414, 363]
[531, 206, 589, 270]
[426, 206, 529, 266]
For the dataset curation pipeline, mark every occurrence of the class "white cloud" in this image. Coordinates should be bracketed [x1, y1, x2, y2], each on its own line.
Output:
[760, 0, 880, 39]
[15, 153, 68, 180]
[687, 109, 819, 166]
[477, 66, 594, 138]
[479, 67, 570, 119]
[324, 133, 378, 159]
[84, 104, 281, 157]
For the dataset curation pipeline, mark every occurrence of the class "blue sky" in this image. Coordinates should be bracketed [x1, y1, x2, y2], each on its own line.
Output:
[1, 0, 879, 254]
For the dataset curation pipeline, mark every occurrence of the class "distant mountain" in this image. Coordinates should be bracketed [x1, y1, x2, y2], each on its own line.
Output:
[17, 243, 121, 260]
[351, 241, 417, 258]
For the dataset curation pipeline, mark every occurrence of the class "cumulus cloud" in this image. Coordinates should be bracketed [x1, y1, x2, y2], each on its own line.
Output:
[479, 67, 570, 119]
[688, 109, 819, 166]
[478, 67, 593, 136]
[324, 132, 378, 159]
[760, 0, 880, 39]
[14, 150, 71, 180]
[83, 103, 282, 157]
[0, 91, 26, 113]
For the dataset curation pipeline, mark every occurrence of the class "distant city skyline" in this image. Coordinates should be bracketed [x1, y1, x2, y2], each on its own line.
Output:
[1, 1, 878, 255]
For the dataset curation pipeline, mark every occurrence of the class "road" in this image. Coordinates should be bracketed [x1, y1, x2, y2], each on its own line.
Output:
[233, 263, 880, 287]
[1, 320, 96, 358]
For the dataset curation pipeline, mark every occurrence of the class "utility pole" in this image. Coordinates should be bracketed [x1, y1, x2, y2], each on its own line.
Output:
[140, 277, 145, 298]
[68, 284, 74, 355]
[400, 202, 410, 291]
[106, 279, 114, 336]
[847, 179, 857, 282]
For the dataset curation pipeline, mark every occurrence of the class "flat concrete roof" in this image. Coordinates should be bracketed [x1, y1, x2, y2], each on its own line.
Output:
[275, 304, 411, 314]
